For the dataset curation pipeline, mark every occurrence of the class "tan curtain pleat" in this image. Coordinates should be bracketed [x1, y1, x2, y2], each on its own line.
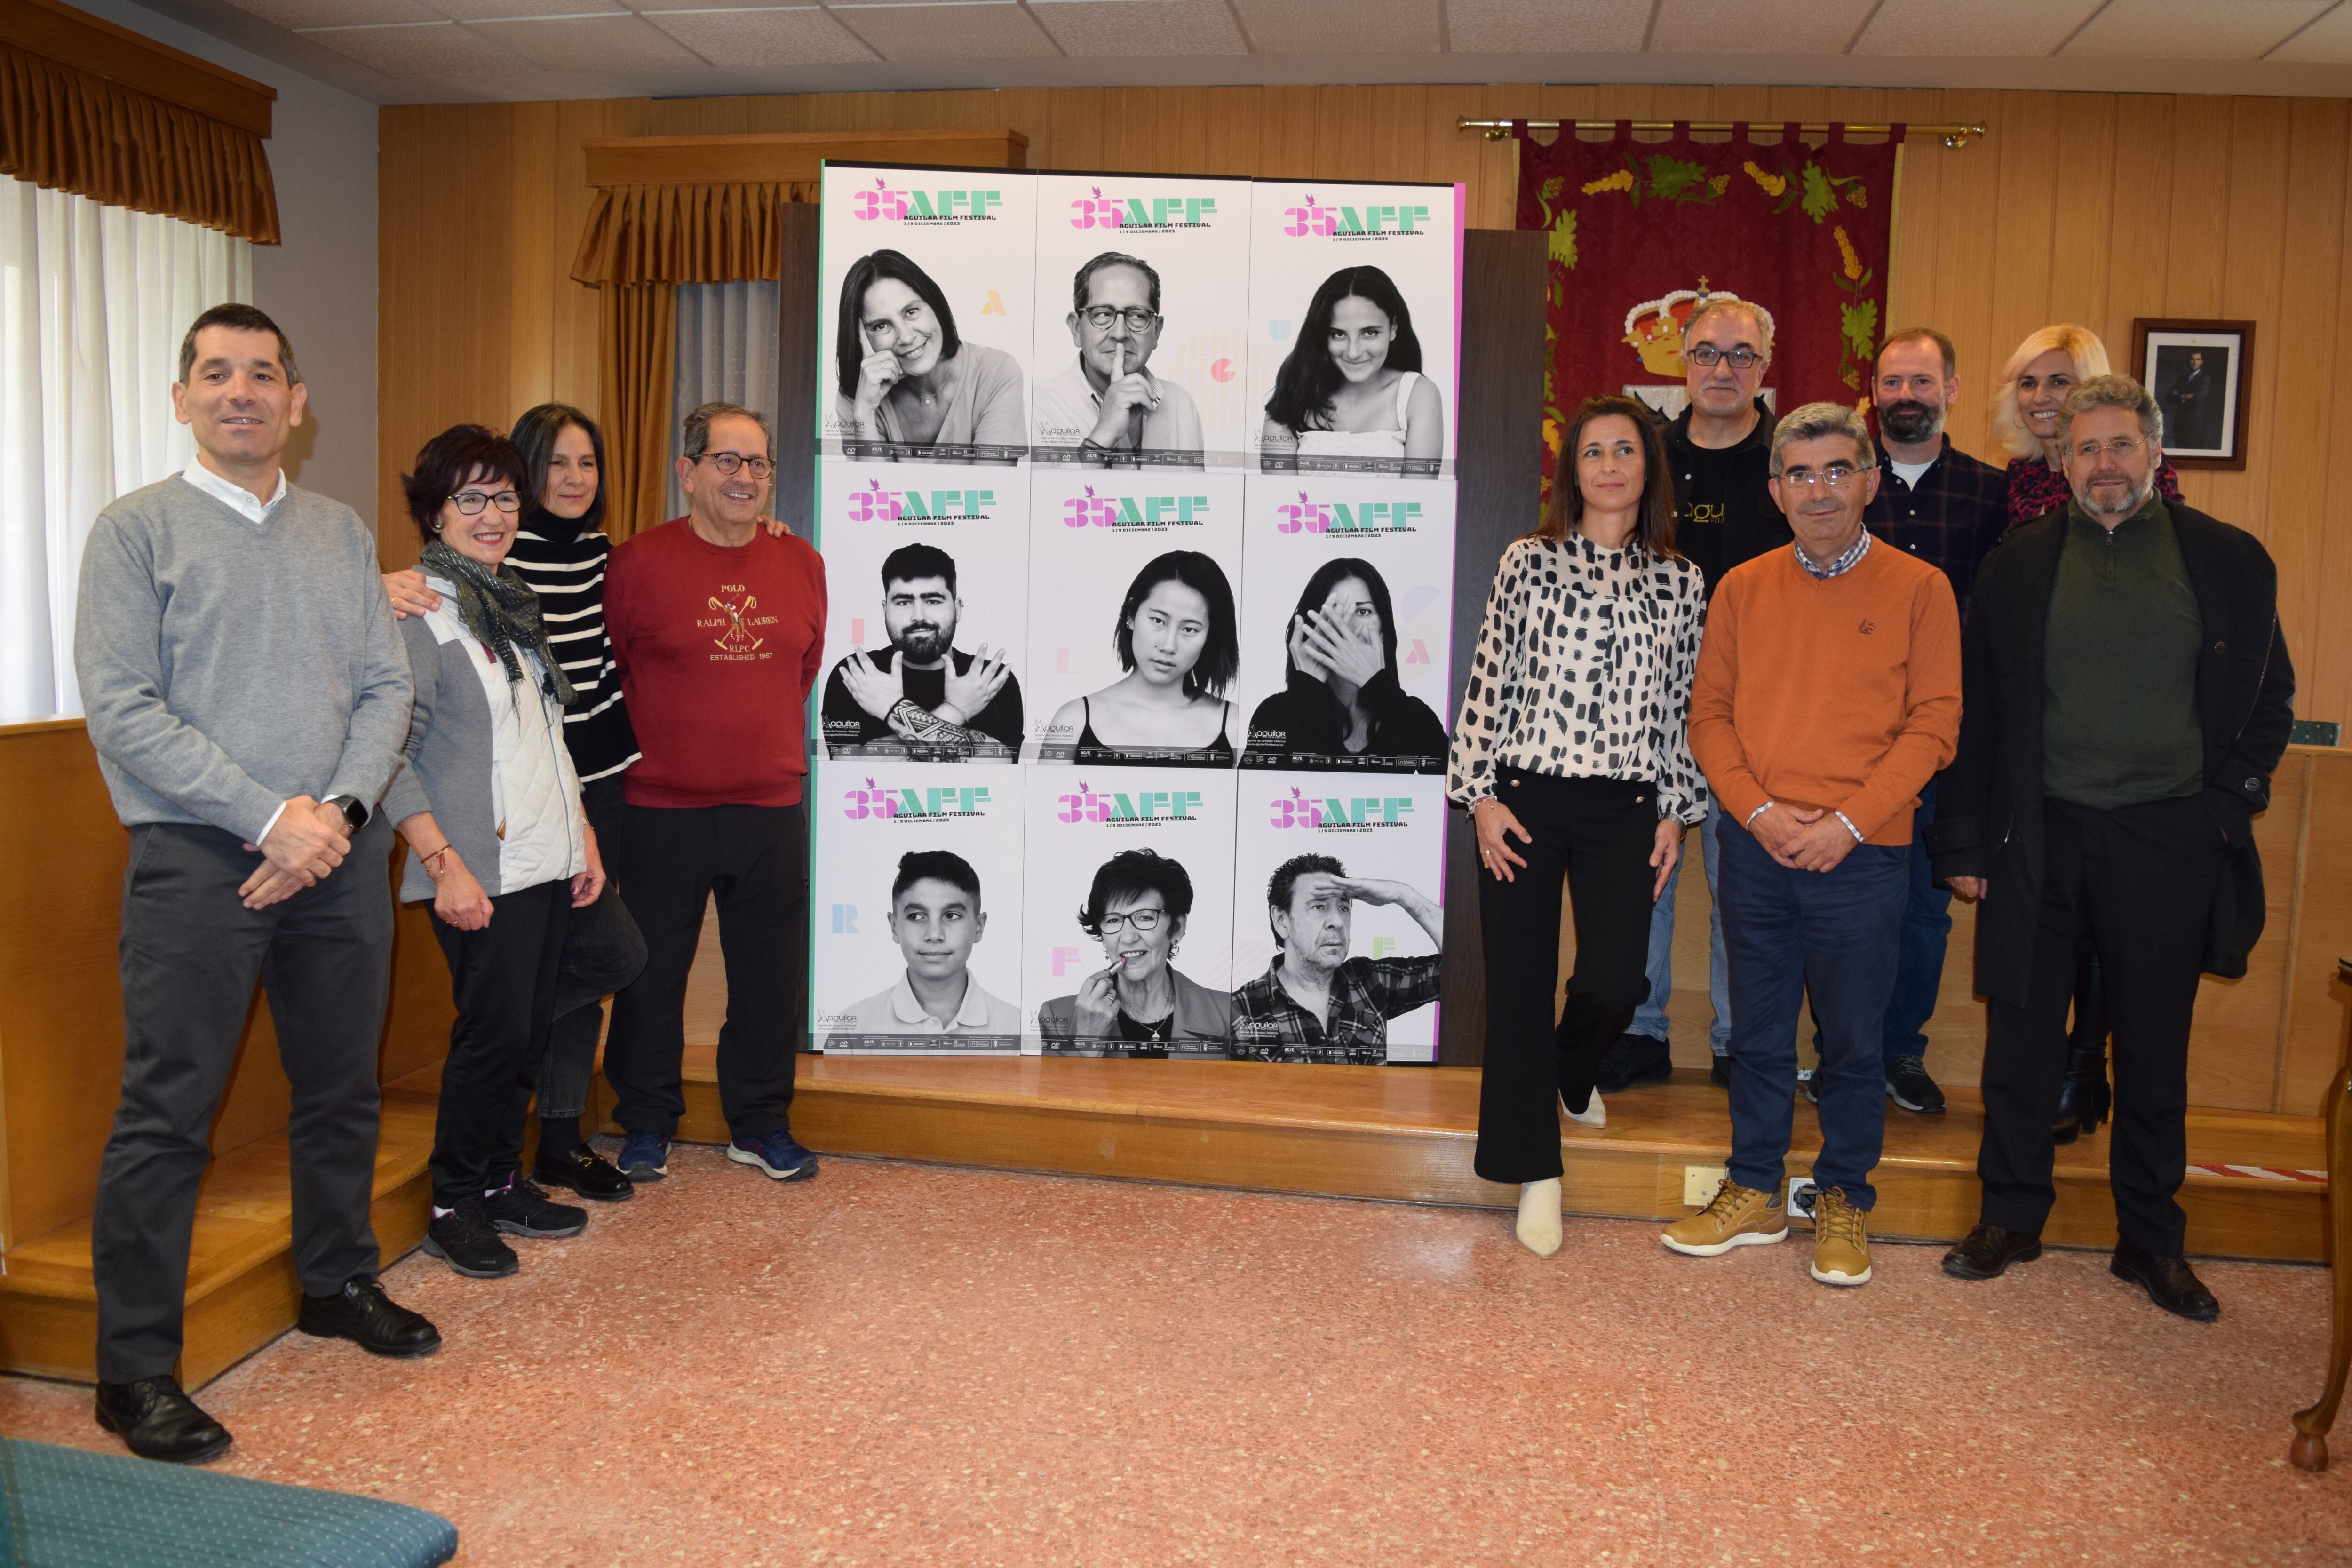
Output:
[573, 179, 815, 539]
[600, 282, 677, 541]
[0, 43, 278, 243]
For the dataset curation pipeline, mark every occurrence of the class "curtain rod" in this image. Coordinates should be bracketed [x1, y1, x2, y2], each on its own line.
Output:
[1456, 117, 1986, 149]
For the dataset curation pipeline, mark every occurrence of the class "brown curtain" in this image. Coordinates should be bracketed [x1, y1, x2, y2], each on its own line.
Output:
[571, 181, 815, 539]
[0, 43, 278, 243]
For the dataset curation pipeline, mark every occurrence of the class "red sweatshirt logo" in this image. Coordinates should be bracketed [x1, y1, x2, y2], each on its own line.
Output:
[696, 584, 780, 659]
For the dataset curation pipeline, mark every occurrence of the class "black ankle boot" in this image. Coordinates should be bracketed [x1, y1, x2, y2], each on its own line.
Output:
[2053, 952, 2112, 1146]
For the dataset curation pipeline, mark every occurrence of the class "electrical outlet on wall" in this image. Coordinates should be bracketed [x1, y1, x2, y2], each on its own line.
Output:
[1682, 1164, 1727, 1208]
[1788, 1177, 1819, 1220]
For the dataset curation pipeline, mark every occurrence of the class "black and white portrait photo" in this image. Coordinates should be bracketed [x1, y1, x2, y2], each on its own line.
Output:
[1032, 252, 1205, 468]
[1040, 549, 1243, 767]
[1033, 848, 1236, 1057]
[830, 247, 1026, 464]
[822, 542, 1024, 760]
[1240, 556, 1448, 773]
[1258, 265, 1446, 478]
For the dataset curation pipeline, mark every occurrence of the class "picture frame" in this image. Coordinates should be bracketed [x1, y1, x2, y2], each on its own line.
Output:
[2131, 318, 2253, 470]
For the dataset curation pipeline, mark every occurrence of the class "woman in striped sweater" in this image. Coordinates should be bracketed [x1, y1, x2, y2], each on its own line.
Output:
[389, 405, 646, 1201]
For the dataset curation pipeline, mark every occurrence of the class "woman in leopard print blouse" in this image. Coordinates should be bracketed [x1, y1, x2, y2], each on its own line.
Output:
[1448, 394, 1709, 1259]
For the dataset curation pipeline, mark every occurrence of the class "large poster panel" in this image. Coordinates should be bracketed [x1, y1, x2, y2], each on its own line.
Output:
[1025, 467, 1248, 765]
[1021, 768, 1239, 1057]
[1028, 172, 1254, 471]
[1233, 474, 1455, 774]
[818, 162, 1037, 466]
[1227, 771, 1449, 1064]
[1244, 180, 1463, 478]
[812, 762, 1025, 1055]
[814, 463, 1029, 762]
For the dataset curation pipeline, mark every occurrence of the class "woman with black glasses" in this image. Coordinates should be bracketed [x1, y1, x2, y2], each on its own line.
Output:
[1035, 850, 1235, 1057]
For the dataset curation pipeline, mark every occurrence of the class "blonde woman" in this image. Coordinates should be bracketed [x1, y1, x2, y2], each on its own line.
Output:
[1991, 324, 2182, 527]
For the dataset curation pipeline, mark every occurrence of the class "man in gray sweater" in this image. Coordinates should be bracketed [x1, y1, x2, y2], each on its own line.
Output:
[73, 305, 440, 1464]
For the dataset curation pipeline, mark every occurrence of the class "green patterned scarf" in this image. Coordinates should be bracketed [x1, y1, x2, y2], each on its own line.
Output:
[419, 537, 575, 708]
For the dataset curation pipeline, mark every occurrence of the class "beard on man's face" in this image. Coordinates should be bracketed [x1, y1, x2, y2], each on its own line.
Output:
[1879, 399, 1943, 446]
[896, 621, 952, 662]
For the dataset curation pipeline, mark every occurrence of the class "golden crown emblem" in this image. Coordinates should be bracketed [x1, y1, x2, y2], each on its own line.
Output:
[1622, 280, 1745, 378]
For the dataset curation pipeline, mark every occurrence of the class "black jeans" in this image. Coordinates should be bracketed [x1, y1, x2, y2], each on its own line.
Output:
[1473, 771, 1659, 1185]
[537, 775, 647, 1124]
[94, 820, 393, 1382]
[1978, 794, 2225, 1255]
[429, 878, 571, 1208]
[606, 803, 806, 1139]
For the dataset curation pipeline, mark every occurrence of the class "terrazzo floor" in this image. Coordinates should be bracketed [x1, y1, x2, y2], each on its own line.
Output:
[1, 1145, 2346, 1565]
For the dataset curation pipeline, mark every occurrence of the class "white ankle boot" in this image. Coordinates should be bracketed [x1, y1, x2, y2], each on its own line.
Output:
[1516, 1178, 1563, 1257]
[1562, 1087, 1605, 1129]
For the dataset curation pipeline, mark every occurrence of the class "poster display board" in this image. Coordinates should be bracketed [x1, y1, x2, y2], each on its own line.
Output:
[810, 161, 1463, 1063]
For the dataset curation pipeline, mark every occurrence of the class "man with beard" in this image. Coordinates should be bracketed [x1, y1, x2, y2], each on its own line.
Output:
[821, 543, 1023, 758]
[1823, 327, 2010, 1118]
[1931, 376, 2291, 1320]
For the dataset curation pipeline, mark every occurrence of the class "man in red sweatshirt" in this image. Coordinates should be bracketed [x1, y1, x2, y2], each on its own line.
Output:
[603, 401, 826, 1184]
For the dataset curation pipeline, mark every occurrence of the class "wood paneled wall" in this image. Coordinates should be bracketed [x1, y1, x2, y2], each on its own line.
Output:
[381, 80, 2352, 723]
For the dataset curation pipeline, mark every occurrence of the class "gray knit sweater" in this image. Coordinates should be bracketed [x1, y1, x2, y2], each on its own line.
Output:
[73, 474, 414, 841]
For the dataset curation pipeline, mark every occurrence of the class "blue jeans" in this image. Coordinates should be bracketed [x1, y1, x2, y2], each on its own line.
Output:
[1717, 816, 1909, 1211]
[1632, 801, 1730, 1053]
[1882, 780, 1953, 1062]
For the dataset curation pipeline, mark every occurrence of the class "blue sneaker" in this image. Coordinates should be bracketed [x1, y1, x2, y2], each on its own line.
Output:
[727, 1130, 817, 1182]
[616, 1131, 670, 1182]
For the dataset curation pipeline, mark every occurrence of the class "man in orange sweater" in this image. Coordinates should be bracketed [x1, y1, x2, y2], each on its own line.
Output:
[1663, 402, 1961, 1289]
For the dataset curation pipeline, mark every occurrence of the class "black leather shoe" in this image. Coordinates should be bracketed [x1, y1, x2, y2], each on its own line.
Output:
[94, 1375, 231, 1464]
[533, 1141, 635, 1202]
[1708, 1055, 1731, 1089]
[2112, 1241, 2220, 1322]
[423, 1199, 518, 1279]
[297, 1276, 443, 1357]
[1595, 1032, 1672, 1093]
[1941, 1223, 2043, 1280]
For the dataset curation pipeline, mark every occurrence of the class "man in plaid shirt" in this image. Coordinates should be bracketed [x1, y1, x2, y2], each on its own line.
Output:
[1837, 327, 2008, 1119]
[1230, 854, 1444, 1065]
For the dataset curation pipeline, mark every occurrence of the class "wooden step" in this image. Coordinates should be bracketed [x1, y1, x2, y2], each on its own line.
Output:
[0, 1081, 439, 1388]
[649, 1051, 2330, 1263]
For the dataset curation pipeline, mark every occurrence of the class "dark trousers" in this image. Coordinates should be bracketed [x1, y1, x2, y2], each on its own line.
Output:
[429, 878, 571, 1207]
[1718, 816, 1909, 1210]
[93, 820, 393, 1383]
[1882, 778, 1954, 1062]
[1978, 795, 2224, 1255]
[606, 803, 805, 1139]
[1473, 771, 1658, 1185]
[537, 776, 647, 1124]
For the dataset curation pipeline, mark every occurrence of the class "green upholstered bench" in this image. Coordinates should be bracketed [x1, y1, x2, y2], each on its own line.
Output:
[0, 1437, 457, 1567]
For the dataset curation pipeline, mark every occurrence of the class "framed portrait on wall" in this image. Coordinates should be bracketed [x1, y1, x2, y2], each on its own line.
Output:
[2131, 318, 2253, 470]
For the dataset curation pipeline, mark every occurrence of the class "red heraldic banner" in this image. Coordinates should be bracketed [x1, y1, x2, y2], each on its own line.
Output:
[1514, 122, 1901, 490]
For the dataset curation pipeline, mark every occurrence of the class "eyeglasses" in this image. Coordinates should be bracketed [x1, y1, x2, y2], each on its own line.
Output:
[1080, 305, 1160, 334]
[2068, 436, 2149, 463]
[448, 490, 521, 514]
[695, 453, 774, 478]
[1097, 908, 1166, 933]
[1686, 345, 1764, 370]
[1773, 463, 1871, 490]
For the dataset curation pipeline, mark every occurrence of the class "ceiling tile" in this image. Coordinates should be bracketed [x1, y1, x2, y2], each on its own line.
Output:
[292, 18, 540, 73]
[639, 6, 877, 62]
[222, 0, 441, 27]
[1446, 0, 1650, 53]
[463, 11, 709, 66]
[1852, 0, 2103, 55]
[2268, 0, 2352, 61]
[1232, 0, 1440, 53]
[2062, 0, 2328, 59]
[425, 0, 626, 19]
[1027, 0, 1248, 56]
[827, 1, 1061, 59]
[1648, 0, 1878, 53]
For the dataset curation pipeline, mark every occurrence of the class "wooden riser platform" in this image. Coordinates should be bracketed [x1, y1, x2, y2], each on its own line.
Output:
[653, 1051, 2331, 1263]
[0, 1056, 2324, 1391]
[0, 1080, 441, 1389]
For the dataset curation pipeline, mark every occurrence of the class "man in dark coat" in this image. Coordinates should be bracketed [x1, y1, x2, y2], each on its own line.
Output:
[1928, 374, 2294, 1321]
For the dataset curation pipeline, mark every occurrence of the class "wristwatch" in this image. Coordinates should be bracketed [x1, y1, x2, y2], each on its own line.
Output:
[323, 794, 369, 832]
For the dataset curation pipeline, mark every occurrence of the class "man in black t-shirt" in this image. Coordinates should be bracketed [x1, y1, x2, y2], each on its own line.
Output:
[822, 543, 1023, 759]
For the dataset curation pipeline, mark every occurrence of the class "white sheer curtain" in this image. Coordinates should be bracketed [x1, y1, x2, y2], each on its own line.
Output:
[0, 176, 251, 721]
[667, 279, 782, 521]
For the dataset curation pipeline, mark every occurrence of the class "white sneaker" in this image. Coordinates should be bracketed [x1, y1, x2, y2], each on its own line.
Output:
[1561, 1087, 1606, 1129]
